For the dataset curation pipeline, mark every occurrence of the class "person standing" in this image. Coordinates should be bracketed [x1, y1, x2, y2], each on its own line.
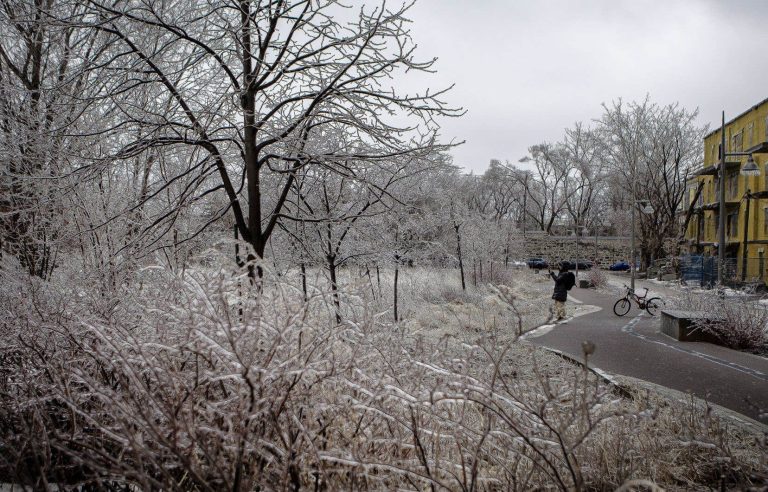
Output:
[549, 262, 576, 321]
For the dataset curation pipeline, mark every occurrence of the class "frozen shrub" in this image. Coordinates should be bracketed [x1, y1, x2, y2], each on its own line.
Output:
[587, 268, 609, 288]
[483, 264, 517, 286]
[436, 284, 483, 304]
[1, 257, 766, 490]
[672, 290, 768, 350]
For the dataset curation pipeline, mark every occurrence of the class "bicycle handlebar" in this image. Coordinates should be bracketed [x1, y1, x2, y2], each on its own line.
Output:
[622, 285, 649, 297]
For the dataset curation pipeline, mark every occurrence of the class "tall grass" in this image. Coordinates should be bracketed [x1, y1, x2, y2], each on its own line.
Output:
[0, 256, 765, 490]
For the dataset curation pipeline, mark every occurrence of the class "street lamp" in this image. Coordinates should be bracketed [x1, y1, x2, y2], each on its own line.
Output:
[571, 223, 588, 279]
[741, 154, 760, 176]
[630, 199, 654, 290]
[717, 112, 760, 285]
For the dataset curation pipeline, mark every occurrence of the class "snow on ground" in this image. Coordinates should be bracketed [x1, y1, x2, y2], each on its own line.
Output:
[606, 271, 740, 301]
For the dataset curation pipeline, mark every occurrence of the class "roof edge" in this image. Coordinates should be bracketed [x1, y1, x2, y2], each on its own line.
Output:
[704, 97, 768, 140]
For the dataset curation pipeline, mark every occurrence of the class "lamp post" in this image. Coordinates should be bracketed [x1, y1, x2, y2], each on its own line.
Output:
[571, 221, 588, 279]
[630, 199, 654, 291]
[717, 111, 760, 285]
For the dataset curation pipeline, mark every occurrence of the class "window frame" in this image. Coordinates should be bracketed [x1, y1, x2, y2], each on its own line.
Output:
[732, 130, 744, 152]
[764, 207, 768, 235]
[727, 211, 739, 238]
[727, 171, 739, 199]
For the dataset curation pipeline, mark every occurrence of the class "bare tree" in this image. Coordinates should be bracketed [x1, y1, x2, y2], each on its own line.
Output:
[562, 123, 606, 234]
[73, 0, 460, 279]
[0, 0, 98, 278]
[598, 98, 704, 266]
[520, 143, 573, 233]
[281, 141, 433, 321]
[481, 159, 524, 222]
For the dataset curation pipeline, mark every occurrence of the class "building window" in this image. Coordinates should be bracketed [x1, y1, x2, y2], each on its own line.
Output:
[727, 212, 738, 237]
[727, 172, 738, 199]
[764, 208, 768, 235]
[747, 123, 754, 148]
[732, 131, 743, 152]
[765, 164, 768, 190]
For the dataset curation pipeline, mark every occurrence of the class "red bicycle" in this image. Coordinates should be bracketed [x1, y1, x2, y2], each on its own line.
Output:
[613, 285, 663, 316]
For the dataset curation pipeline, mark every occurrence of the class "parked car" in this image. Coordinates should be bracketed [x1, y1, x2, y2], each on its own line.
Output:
[609, 260, 631, 271]
[526, 258, 548, 269]
[561, 260, 593, 270]
[510, 259, 527, 268]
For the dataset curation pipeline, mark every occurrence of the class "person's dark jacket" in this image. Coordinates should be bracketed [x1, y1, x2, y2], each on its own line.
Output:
[550, 270, 575, 301]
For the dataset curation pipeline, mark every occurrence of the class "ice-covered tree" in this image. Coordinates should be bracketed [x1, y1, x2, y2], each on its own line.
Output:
[73, 0, 460, 278]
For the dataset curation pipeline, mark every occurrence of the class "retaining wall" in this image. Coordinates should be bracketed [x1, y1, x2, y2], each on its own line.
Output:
[522, 233, 631, 268]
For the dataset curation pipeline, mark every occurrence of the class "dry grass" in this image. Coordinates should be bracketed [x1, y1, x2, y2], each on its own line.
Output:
[587, 268, 610, 289]
[0, 257, 765, 490]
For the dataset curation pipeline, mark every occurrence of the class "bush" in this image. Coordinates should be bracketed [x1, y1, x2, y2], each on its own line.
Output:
[671, 290, 768, 350]
[1, 258, 765, 490]
[587, 268, 609, 289]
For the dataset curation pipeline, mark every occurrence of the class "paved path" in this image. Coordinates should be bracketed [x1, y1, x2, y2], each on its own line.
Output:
[524, 284, 768, 424]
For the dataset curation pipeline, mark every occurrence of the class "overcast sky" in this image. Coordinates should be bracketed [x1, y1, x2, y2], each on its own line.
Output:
[403, 0, 768, 174]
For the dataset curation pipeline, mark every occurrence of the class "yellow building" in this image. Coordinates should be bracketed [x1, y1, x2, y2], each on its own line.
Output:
[683, 98, 768, 282]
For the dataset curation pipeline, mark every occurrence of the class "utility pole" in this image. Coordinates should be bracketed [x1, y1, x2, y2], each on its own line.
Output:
[718, 111, 726, 285]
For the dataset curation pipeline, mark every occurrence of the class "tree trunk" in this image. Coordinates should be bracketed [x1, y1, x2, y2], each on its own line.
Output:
[366, 265, 376, 300]
[235, 225, 244, 320]
[301, 262, 307, 301]
[454, 222, 466, 291]
[327, 255, 341, 323]
[394, 265, 399, 322]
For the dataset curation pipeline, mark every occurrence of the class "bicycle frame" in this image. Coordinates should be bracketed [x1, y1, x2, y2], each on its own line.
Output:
[623, 287, 649, 308]
[614, 285, 663, 317]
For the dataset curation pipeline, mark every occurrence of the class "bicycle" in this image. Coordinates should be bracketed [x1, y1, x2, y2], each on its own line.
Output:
[613, 285, 663, 316]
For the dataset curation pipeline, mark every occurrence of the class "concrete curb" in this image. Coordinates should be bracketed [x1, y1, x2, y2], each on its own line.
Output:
[531, 343, 768, 435]
[532, 345, 634, 400]
[609, 373, 768, 435]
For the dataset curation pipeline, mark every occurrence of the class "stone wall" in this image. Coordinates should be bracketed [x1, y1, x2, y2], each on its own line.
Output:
[522, 233, 631, 268]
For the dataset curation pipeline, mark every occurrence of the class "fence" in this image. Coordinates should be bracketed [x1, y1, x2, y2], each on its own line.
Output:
[733, 257, 768, 286]
[673, 255, 766, 289]
[678, 256, 719, 288]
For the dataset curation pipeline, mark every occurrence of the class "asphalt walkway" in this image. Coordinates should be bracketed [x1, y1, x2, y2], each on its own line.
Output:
[523, 282, 768, 424]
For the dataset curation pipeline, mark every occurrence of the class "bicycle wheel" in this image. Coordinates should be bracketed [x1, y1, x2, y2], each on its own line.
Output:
[613, 298, 631, 316]
[645, 297, 663, 316]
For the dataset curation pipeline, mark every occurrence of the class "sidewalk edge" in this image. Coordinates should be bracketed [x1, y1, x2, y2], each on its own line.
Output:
[534, 345, 768, 435]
